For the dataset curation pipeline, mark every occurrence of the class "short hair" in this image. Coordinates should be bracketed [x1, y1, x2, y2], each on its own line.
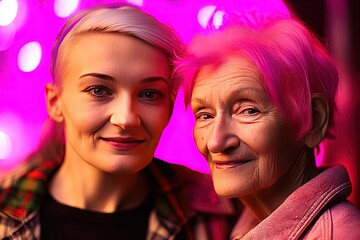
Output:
[176, 15, 339, 140]
[51, 3, 184, 98]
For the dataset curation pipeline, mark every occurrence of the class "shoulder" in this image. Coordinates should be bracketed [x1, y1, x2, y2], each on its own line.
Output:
[330, 201, 360, 235]
[0, 149, 53, 189]
[0, 159, 58, 220]
[0, 210, 40, 239]
[0, 211, 18, 239]
[305, 200, 360, 239]
[1, 157, 58, 189]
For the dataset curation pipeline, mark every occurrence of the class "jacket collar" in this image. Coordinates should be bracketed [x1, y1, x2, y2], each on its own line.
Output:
[232, 165, 352, 239]
[0, 160, 58, 219]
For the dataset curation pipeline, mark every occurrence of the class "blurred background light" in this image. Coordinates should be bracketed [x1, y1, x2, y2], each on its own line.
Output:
[17, 41, 42, 72]
[0, 24, 16, 51]
[212, 9, 225, 29]
[0, 131, 12, 160]
[0, 111, 29, 172]
[54, 0, 79, 18]
[0, 0, 18, 26]
[197, 5, 216, 28]
[126, 0, 144, 7]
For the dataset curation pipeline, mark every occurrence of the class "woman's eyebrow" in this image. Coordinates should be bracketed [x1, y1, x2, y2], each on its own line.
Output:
[140, 76, 169, 84]
[79, 74, 168, 85]
[79, 73, 114, 80]
[191, 97, 208, 106]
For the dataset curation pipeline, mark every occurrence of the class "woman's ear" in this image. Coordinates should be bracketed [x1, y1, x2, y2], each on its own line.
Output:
[305, 94, 329, 148]
[45, 83, 63, 122]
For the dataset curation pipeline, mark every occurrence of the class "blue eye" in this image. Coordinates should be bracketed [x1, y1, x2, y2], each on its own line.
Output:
[85, 86, 111, 97]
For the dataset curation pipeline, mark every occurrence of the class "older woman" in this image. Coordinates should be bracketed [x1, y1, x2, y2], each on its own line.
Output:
[177, 14, 360, 239]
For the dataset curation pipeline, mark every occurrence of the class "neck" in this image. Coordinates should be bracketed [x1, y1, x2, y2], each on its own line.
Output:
[49, 155, 150, 213]
[240, 145, 318, 221]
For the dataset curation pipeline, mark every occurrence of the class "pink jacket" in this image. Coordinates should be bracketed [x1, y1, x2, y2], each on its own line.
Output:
[232, 165, 360, 239]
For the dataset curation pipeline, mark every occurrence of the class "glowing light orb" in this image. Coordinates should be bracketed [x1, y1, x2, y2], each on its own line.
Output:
[54, 0, 79, 18]
[0, 131, 12, 160]
[126, 0, 144, 7]
[0, 0, 18, 26]
[197, 5, 216, 28]
[212, 10, 224, 29]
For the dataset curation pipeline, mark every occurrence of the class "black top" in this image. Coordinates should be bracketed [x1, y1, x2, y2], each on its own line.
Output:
[39, 190, 153, 240]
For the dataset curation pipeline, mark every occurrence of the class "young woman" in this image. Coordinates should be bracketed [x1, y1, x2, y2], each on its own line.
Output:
[0, 4, 238, 239]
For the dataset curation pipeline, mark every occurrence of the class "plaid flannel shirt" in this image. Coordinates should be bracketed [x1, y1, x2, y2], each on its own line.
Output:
[0, 158, 239, 240]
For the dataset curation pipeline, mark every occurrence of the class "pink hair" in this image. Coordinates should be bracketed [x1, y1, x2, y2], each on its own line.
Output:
[176, 17, 338, 139]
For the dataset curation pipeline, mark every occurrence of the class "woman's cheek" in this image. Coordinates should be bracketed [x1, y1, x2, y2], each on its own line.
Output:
[193, 128, 208, 156]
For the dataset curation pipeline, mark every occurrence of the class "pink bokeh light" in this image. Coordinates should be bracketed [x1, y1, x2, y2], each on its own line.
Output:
[0, 0, 18, 27]
[0, 111, 36, 172]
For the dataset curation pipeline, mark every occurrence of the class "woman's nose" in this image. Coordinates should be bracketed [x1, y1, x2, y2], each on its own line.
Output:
[110, 96, 141, 130]
[207, 117, 240, 154]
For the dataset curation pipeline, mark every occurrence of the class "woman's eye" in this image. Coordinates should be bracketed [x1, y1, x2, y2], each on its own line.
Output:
[85, 86, 111, 97]
[196, 112, 213, 121]
[140, 90, 162, 100]
[241, 108, 260, 116]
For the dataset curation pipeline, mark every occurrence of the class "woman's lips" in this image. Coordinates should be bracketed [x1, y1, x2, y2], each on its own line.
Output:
[213, 160, 252, 169]
[102, 137, 145, 151]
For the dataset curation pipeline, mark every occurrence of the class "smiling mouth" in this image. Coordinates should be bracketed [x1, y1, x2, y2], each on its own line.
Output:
[101, 138, 145, 150]
[214, 160, 252, 170]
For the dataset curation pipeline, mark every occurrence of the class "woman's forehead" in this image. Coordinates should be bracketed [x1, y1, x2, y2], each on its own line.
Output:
[61, 33, 170, 74]
[194, 56, 263, 87]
